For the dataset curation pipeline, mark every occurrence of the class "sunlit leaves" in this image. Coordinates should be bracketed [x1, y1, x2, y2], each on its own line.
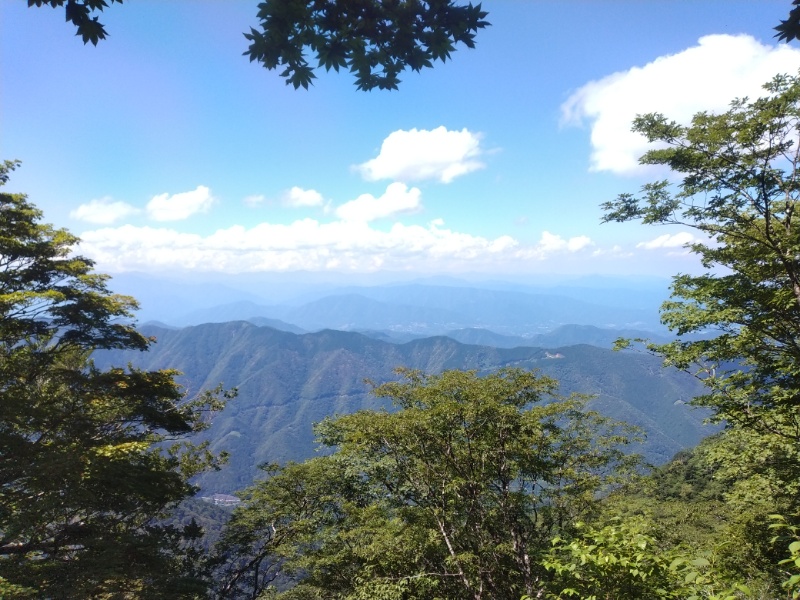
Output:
[603, 74, 800, 433]
[214, 368, 640, 599]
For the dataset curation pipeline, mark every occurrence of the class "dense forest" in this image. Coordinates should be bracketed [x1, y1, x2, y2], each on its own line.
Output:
[5, 2, 800, 599]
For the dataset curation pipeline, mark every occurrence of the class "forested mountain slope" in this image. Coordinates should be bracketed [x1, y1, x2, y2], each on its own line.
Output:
[95, 322, 715, 493]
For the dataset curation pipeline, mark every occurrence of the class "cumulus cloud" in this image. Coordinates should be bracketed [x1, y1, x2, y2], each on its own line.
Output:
[76, 220, 604, 275]
[637, 232, 697, 249]
[356, 126, 484, 183]
[562, 34, 800, 174]
[335, 182, 422, 222]
[146, 185, 214, 221]
[284, 186, 324, 207]
[70, 197, 139, 225]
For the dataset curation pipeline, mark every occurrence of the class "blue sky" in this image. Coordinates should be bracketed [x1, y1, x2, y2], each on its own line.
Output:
[2, 1, 799, 280]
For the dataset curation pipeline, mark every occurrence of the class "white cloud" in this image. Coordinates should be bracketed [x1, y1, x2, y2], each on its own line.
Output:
[243, 194, 266, 207]
[76, 221, 604, 275]
[592, 245, 632, 258]
[70, 197, 139, 224]
[284, 186, 324, 207]
[335, 182, 422, 222]
[562, 34, 800, 175]
[637, 232, 696, 249]
[356, 126, 484, 183]
[146, 185, 214, 221]
[516, 231, 595, 259]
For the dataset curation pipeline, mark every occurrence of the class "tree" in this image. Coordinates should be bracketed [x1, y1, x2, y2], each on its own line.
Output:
[590, 437, 788, 597]
[212, 367, 639, 600]
[0, 160, 233, 598]
[602, 72, 800, 596]
[602, 73, 800, 445]
[543, 516, 754, 600]
[24, 2, 800, 91]
[25, 0, 489, 90]
[26, 0, 125, 45]
[776, 0, 800, 42]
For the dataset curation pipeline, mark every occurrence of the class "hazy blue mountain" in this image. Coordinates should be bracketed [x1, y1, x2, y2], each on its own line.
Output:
[530, 324, 671, 348]
[140, 320, 181, 330]
[443, 324, 669, 349]
[334, 324, 669, 348]
[302, 285, 662, 333]
[443, 328, 531, 348]
[165, 288, 664, 336]
[95, 323, 715, 494]
[246, 317, 307, 333]
[106, 273, 670, 335]
[108, 272, 271, 324]
[351, 329, 426, 343]
[177, 301, 278, 326]
[275, 294, 471, 333]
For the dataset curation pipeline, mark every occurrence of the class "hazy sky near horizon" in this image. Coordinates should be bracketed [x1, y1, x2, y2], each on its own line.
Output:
[3, 1, 799, 279]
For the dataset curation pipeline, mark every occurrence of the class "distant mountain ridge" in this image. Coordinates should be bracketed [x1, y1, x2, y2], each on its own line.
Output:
[95, 322, 715, 494]
[168, 286, 663, 336]
[442, 324, 672, 349]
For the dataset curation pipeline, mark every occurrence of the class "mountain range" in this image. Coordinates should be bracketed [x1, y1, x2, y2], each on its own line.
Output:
[109, 273, 672, 336]
[95, 322, 716, 494]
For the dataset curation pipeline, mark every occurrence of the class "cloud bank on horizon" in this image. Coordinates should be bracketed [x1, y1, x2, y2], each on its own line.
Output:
[77, 222, 598, 274]
[69, 34, 799, 276]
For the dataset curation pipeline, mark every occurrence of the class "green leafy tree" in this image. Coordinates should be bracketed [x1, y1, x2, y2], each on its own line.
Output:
[769, 515, 800, 598]
[602, 72, 800, 596]
[540, 517, 757, 600]
[591, 434, 794, 597]
[212, 367, 640, 600]
[25, 0, 489, 90]
[542, 517, 678, 600]
[0, 161, 233, 598]
[603, 73, 800, 471]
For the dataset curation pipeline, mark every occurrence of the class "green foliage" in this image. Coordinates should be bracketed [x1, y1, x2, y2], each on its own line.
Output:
[769, 515, 800, 598]
[543, 518, 677, 600]
[541, 515, 755, 600]
[213, 367, 640, 599]
[603, 72, 800, 487]
[600, 435, 795, 597]
[603, 75, 800, 595]
[0, 162, 233, 598]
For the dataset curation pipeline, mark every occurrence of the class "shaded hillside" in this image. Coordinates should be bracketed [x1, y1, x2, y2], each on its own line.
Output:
[94, 323, 715, 493]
